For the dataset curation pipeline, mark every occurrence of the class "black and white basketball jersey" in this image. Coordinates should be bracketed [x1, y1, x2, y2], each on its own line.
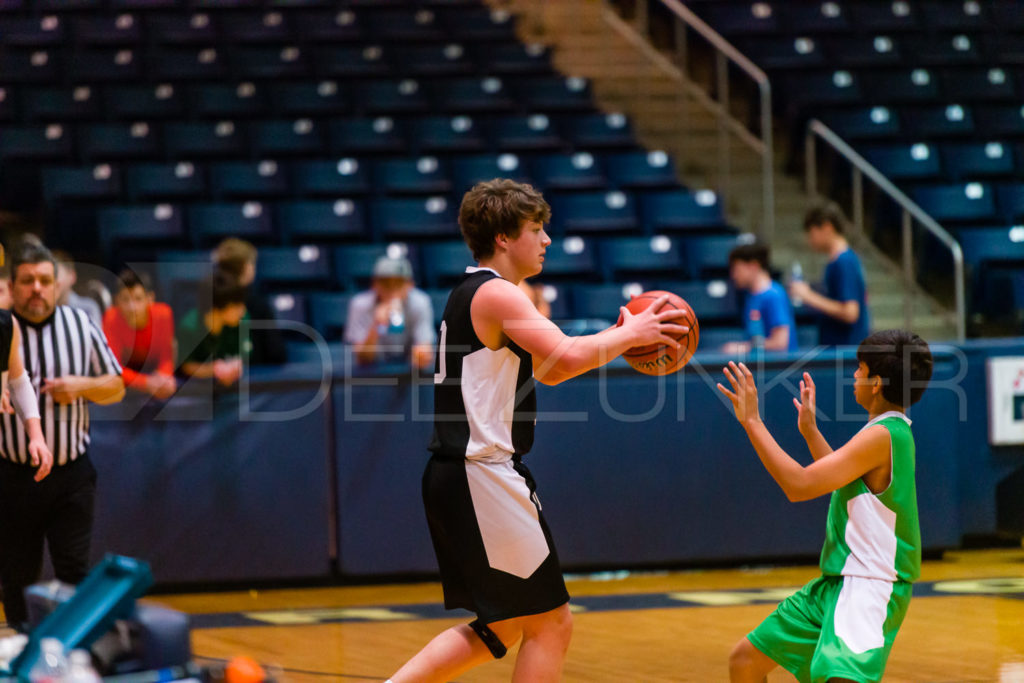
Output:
[428, 268, 536, 459]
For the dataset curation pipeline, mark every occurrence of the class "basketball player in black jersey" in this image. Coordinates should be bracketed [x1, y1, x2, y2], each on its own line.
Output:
[388, 180, 688, 682]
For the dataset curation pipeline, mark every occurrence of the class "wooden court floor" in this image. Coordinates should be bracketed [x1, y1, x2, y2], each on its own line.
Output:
[145, 548, 1024, 682]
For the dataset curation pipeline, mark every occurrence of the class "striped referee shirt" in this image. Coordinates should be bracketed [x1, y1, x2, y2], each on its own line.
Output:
[0, 305, 122, 467]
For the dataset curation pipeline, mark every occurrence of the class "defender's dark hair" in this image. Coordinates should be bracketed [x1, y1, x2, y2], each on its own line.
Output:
[728, 242, 770, 271]
[9, 241, 57, 281]
[857, 329, 933, 407]
[803, 202, 847, 234]
[198, 268, 247, 314]
[116, 268, 153, 293]
[458, 179, 551, 261]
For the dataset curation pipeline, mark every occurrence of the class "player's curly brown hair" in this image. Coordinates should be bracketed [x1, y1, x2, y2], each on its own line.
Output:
[458, 179, 551, 261]
[857, 329, 933, 407]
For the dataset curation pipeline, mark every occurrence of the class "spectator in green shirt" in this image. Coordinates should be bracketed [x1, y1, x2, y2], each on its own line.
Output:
[176, 270, 249, 387]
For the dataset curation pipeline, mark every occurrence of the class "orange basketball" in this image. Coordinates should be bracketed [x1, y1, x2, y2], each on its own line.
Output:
[618, 290, 699, 376]
[225, 655, 267, 683]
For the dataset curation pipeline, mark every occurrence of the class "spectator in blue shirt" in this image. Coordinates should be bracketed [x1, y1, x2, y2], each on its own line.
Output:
[789, 204, 870, 347]
[724, 242, 798, 353]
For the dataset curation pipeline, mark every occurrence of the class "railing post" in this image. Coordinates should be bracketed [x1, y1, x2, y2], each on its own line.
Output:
[760, 83, 774, 242]
[716, 50, 730, 209]
[805, 126, 817, 197]
[902, 210, 914, 330]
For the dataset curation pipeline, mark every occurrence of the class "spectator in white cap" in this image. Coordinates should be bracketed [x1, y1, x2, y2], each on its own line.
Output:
[344, 255, 435, 369]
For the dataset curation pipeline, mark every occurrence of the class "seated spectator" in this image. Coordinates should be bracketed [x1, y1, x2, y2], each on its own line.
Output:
[176, 270, 248, 387]
[212, 238, 286, 365]
[103, 269, 177, 400]
[344, 256, 435, 370]
[52, 249, 103, 328]
[723, 242, 797, 353]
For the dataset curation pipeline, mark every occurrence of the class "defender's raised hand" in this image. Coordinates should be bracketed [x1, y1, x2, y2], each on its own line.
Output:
[717, 361, 761, 426]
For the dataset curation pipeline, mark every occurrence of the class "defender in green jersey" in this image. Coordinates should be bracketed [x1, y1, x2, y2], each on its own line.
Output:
[717, 330, 933, 683]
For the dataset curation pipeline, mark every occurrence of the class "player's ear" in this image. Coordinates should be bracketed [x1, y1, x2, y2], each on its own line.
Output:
[494, 233, 509, 250]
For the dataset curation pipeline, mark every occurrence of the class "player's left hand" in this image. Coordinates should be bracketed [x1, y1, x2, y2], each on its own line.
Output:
[793, 371, 818, 435]
[41, 377, 79, 404]
[717, 361, 761, 426]
[29, 436, 53, 482]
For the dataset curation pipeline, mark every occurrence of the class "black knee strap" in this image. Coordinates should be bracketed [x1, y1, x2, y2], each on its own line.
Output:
[469, 619, 508, 659]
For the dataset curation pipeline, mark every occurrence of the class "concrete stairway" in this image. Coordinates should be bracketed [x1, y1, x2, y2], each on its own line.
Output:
[493, 0, 960, 342]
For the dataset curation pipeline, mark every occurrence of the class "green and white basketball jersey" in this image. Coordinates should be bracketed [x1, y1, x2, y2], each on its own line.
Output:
[819, 412, 921, 583]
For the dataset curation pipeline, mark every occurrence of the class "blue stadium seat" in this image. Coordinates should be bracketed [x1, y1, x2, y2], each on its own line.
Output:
[570, 283, 644, 321]
[74, 14, 143, 45]
[308, 292, 352, 341]
[562, 112, 635, 149]
[911, 183, 997, 223]
[478, 41, 552, 75]
[43, 165, 121, 203]
[639, 190, 728, 233]
[548, 191, 639, 235]
[106, 84, 186, 120]
[254, 245, 333, 288]
[996, 184, 1024, 223]
[188, 201, 275, 246]
[941, 142, 1016, 180]
[209, 160, 290, 199]
[654, 280, 741, 324]
[71, 47, 144, 81]
[535, 235, 599, 282]
[292, 159, 372, 196]
[821, 106, 902, 140]
[451, 154, 532, 192]
[601, 235, 686, 281]
[976, 105, 1024, 137]
[440, 6, 517, 41]
[153, 46, 228, 80]
[861, 143, 943, 180]
[683, 234, 746, 279]
[165, 121, 247, 158]
[80, 122, 160, 160]
[990, 0, 1024, 30]
[357, 79, 431, 115]
[943, 67, 1018, 101]
[221, 11, 295, 43]
[424, 288, 449, 326]
[372, 196, 458, 240]
[605, 150, 679, 189]
[919, 1, 991, 30]
[434, 76, 516, 112]
[778, 70, 864, 108]
[276, 199, 367, 242]
[536, 282, 572, 321]
[24, 86, 101, 122]
[0, 15, 66, 46]
[828, 35, 905, 67]
[848, 2, 921, 31]
[863, 69, 941, 104]
[697, 2, 780, 36]
[957, 226, 1024, 271]
[98, 204, 186, 262]
[0, 124, 73, 160]
[374, 157, 452, 195]
[487, 114, 565, 152]
[366, 7, 446, 41]
[329, 117, 407, 155]
[394, 43, 474, 76]
[125, 162, 207, 202]
[147, 13, 220, 44]
[191, 83, 269, 119]
[420, 240, 474, 288]
[518, 76, 594, 111]
[0, 88, 15, 122]
[271, 80, 350, 117]
[334, 242, 419, 290]
[784, 3, 853, 33]
[736, 36, 827, 69]
[0, 48, 59, 83]
[409, 115, 487, 153]
[905, 33, 983, 66]
[231, 45, 309, 79]
[250, 119, 326, 157]
[904, 104, 976, 138]
[531, 152, 608, 191]
[268, 292, 308, 329]
[292, 8, 364, 43]
[316, 45, 393, 78]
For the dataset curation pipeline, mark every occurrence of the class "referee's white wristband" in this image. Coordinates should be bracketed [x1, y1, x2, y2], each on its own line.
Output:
[9, 372, 40, 422]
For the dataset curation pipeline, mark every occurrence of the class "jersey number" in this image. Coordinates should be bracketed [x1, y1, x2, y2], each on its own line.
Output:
[433, 320, 447, 384]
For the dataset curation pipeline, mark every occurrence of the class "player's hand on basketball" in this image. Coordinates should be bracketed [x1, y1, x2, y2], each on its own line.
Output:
[619, 294, 688, 349]
[717, 361, 761, 425]
[29, 436, 52, 482]
[793, 372, 818, 435]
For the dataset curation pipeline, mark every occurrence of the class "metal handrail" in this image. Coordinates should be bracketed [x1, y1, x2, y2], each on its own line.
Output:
[654, 0, 775, 241]
[805, 119, 966, 342]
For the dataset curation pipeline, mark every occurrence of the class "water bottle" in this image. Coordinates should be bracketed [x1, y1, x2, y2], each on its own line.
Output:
[789, 261, 804, 306]
[65, 650, 101, 683]
[28, 637, 68, 683]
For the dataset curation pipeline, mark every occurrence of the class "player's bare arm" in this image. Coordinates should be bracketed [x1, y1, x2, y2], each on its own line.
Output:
[790, 282, 860, 324]
[471, 279, 688, 386]
[719, 361, 891, 501]
[7, 320, 52, 481]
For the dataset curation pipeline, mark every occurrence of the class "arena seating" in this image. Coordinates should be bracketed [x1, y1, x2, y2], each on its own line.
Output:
[0, 0, 749, 347]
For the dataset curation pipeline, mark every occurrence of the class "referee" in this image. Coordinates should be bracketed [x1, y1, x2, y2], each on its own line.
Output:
[0, 242, 124, 631]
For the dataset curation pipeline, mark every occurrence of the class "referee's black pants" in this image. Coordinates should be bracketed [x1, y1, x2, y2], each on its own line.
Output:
[0, 454, 96, 631]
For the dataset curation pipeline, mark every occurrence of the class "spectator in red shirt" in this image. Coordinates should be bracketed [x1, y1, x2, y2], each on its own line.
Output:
[102, 269, 177, 400]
